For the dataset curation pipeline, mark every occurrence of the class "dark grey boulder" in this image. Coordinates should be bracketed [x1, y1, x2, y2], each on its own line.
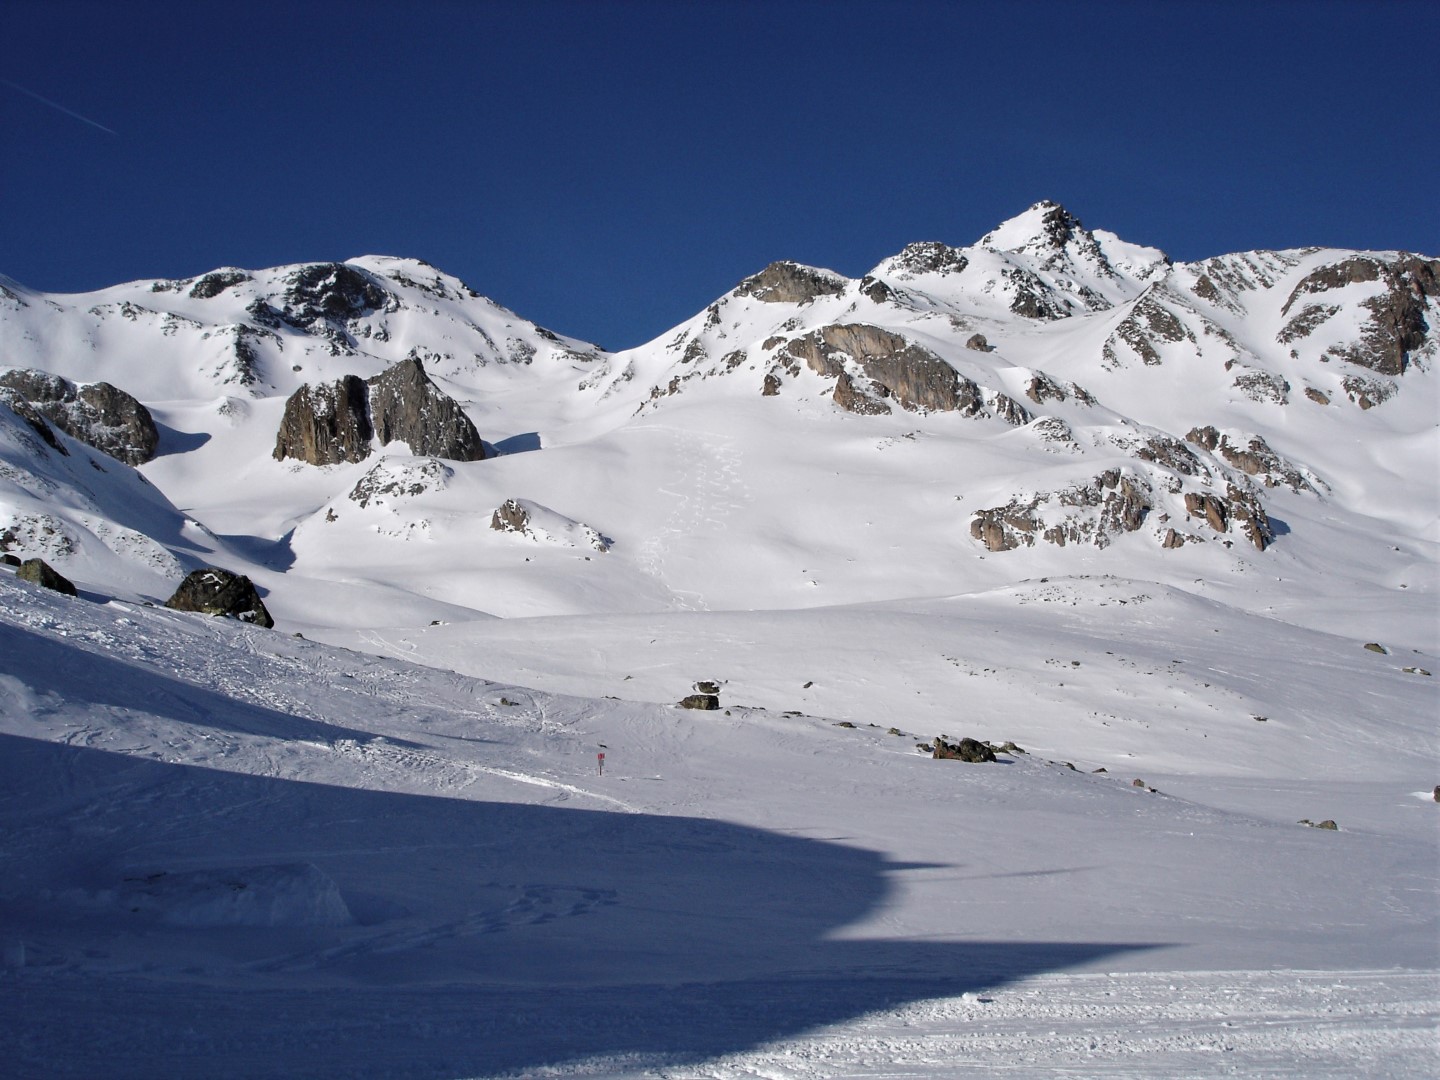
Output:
[17, 557, 77, 596]
[679, 694, 721, 710]
[932, 736, 996, 763]
[0, 368, 158, 465]
[165, 568, 274, 628]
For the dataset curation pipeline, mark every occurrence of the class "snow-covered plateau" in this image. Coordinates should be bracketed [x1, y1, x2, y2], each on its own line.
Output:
[1, 203, 1436, 1077]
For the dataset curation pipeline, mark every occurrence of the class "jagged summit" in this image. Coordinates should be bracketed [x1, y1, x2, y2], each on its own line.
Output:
[980, 199, 1089, 253]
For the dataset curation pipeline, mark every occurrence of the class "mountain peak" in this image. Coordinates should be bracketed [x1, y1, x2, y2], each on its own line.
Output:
[980, 200, 1085, 253]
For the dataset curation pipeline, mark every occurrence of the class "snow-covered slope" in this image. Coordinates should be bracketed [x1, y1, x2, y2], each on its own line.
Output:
[0, 204, 1436, 1076]
[1, 570, 1434, 1077]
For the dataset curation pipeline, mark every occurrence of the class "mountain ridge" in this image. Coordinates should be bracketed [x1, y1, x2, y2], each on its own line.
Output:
[0, 201, 1434, 650]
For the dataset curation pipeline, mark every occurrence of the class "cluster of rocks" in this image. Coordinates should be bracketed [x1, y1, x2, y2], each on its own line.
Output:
[678, 680, 722, 710]
[7, 557, 272, 630]
[971, 468, 1153, 552]
[274, 357, 485, 466]
[0, 369, 158, 465]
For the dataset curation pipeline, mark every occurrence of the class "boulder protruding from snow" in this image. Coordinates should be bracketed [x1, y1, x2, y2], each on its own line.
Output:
[488, 497, 610, 552]
[16, 557, 77, 596]
[932, 736, 997, 763]
[0, 368, 158, 465]
[165, 567, 274, 628]
[679, 693, 720, 710]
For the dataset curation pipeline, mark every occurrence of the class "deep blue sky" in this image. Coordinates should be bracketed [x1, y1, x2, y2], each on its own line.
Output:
[3, 0, 1435, 349]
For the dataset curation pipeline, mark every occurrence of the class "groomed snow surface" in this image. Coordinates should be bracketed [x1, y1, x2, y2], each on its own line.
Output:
[2, 572, 1435, 1078]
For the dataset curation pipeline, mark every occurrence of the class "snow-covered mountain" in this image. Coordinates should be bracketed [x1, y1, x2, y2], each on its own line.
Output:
[1, 204, 1436, 1076]
[1, 202, 1434, 640]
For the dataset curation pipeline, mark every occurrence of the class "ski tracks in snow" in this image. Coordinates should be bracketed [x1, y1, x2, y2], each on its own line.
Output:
[627, 426, 747, 611]
[576, 970, 1438, 1079]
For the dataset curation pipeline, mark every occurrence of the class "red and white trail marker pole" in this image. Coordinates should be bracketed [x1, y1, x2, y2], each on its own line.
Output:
[597, 752, 605, 777]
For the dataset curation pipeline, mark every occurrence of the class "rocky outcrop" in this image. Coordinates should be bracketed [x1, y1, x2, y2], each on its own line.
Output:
[1005, 267, 1072, 320]
[367, 357, 485, 461]
[164, 567, 274, 628]
[278, 263, 391, 325]
[0, 369, 158, 465]
[16, 557, 77, 596]
[1186, 426, 1314, 492]
[189, 268, 252, 300]
[783, 324, 982, 415]
[891, 242, 969, 278]
[1103, 293, 1194, 367]
[274, 359, 485, 465]
[1282, 255, 1440, 375]
[490, 498, 530, 534]
[971, 469, 1153, 551]
[733, 261, 847, 304]
[1183, 484, 1273, 550]
[273, 375, 372, 465]
[348, 458, 452, 509]
[932, 736, 996, 763]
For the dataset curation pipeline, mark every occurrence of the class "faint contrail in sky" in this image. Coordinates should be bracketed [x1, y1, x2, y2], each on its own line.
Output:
[2, 79, 119, 137]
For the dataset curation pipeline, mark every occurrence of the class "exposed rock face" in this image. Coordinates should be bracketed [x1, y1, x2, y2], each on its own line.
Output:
[16, 557, 76, 596]
[1186, 426, 1313, 492]
[1103, 293, 1194, 367]
[490, 498, 530, 534]
[164, 567, 274, 628]
[0, 386, 66, 454]
[273, 376, 372, 465]
[932, 736, 996, 763]
[348, 458, 452, 509]
[279, 263, 390, 325]
[971, 469, 1153, 551]
[274, 359, 485, 466]
[891, 242, 969, 278]
[858, 275, 895, 304]
[1005, 267, 1071, 320]
[367, 357, 485, 461]
[1281, 255, 1440, 375]
[189, 268, 252, 300]
[733, 261, 847, 304]
[784, 324, 981, 415]
[0, 369, 158, 465]
[1183, 485, 1273, 550]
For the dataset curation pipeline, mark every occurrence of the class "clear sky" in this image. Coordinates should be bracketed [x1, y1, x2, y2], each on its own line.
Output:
[3, 0, 1434, 349]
